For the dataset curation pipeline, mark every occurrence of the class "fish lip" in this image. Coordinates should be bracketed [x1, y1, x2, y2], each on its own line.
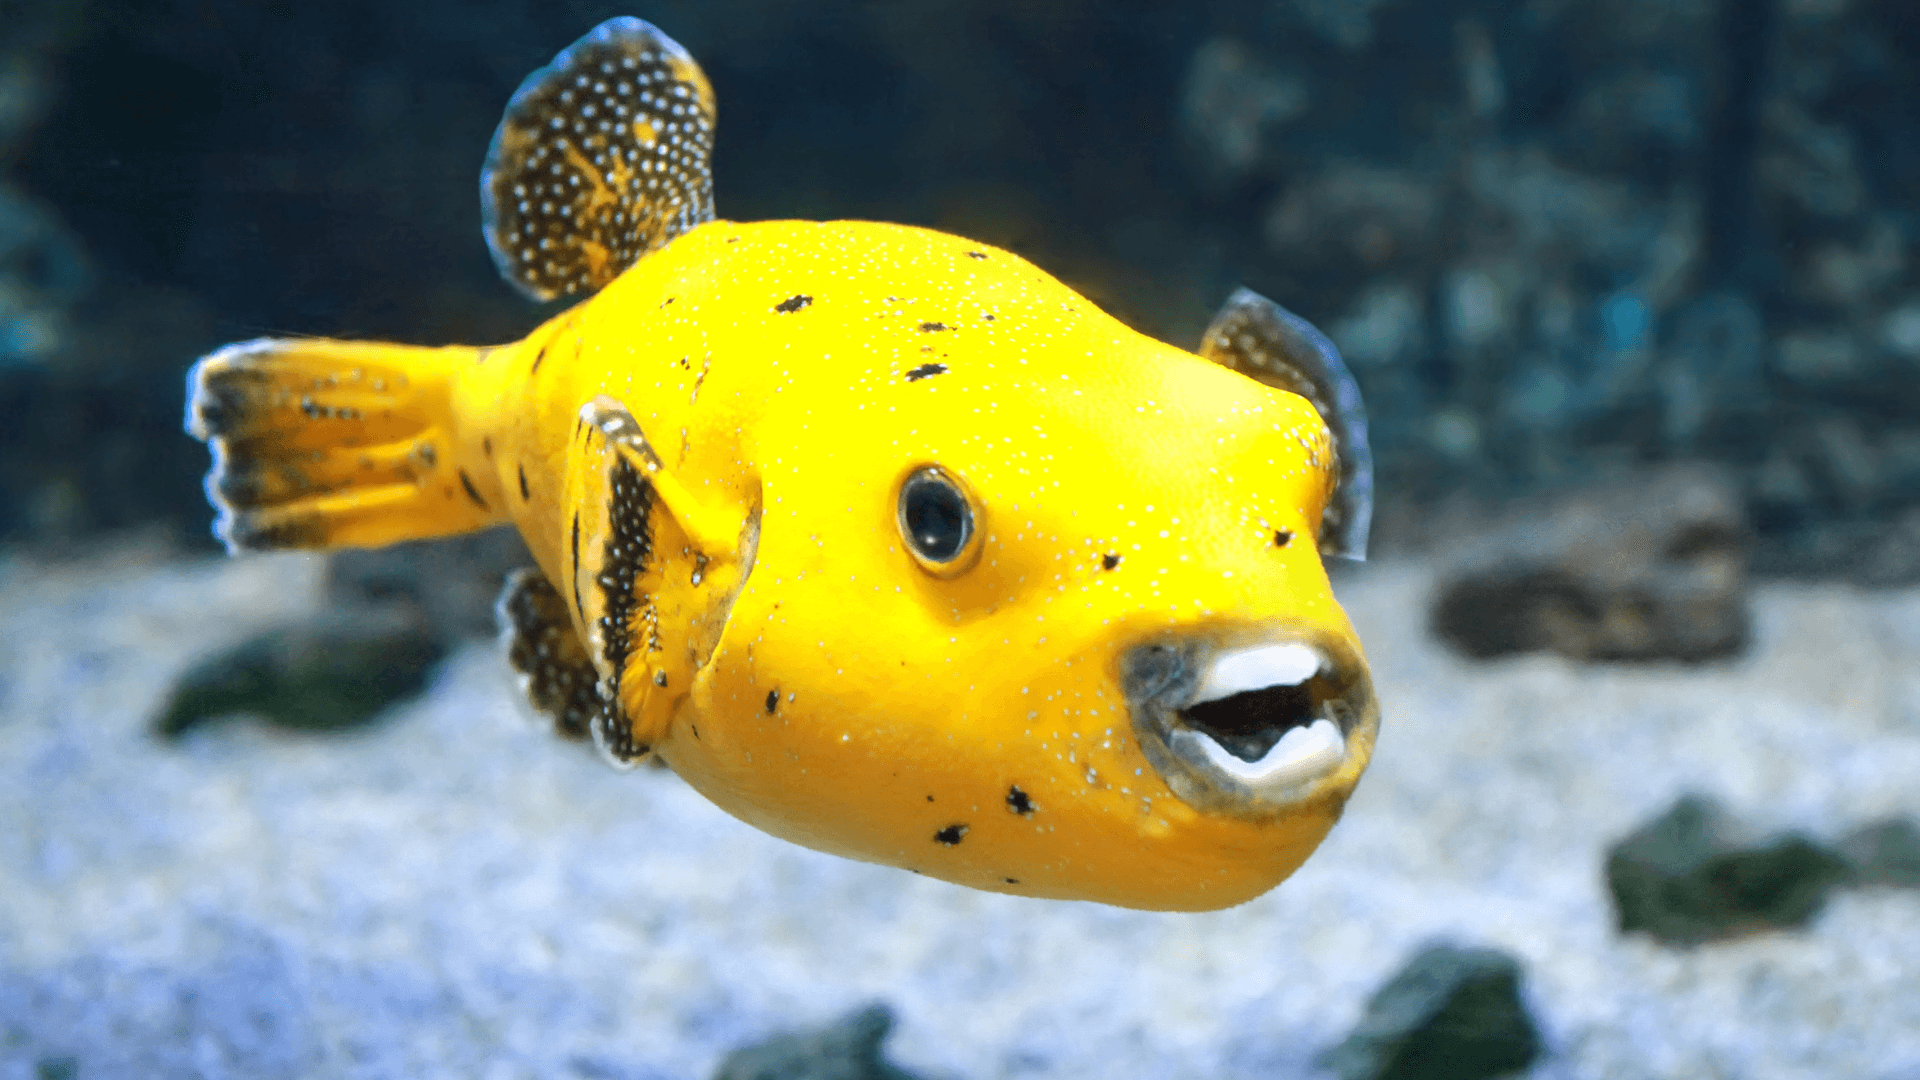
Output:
[1121, 631, 1378, 816]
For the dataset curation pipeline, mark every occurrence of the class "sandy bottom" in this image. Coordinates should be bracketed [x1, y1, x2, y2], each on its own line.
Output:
[2, 544, 1916, 1079]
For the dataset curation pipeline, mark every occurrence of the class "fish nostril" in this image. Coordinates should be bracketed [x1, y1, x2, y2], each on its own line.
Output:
[1177, 683, 1314, 763]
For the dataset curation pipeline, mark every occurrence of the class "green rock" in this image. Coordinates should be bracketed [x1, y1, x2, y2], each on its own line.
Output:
[1839, 818, 1920, 887]
[155, 609, 446, 736]
[713, 1004, 925, 1080]
[1606, 795, 1851, 945]
[1317, 943, 1541, 1080]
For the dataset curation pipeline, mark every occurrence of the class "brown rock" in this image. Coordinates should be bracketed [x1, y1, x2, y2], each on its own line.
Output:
[1430, 465, 1749, 661]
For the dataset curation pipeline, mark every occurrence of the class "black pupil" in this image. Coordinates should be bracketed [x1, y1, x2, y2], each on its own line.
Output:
[903, 472, 970, 562]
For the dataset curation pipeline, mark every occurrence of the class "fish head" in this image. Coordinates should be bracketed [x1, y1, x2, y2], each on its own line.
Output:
[669, 224, 1376, 911]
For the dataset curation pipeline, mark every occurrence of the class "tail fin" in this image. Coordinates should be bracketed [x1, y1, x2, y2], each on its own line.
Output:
[186, 337, 505, 552]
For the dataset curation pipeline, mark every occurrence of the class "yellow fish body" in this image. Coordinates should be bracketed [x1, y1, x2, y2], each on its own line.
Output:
[186, 18, 1380, 911]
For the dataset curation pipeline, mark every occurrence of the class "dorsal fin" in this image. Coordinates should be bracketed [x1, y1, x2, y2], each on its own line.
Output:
[480, 17, 717, 302]
[1199, 288, 1373, 561]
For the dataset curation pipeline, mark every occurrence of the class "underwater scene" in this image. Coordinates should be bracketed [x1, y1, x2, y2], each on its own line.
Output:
[3, 0, 1918, 1077]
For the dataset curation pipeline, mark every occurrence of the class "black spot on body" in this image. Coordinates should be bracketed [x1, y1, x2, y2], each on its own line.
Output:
[967, 251, 988, 260]
[458, 470, 489, 511]
[765, 689, 779, 714]
[1102, 553, 1121, 571]
[482, 437, 493, 457]
[934, 824, 968, 846]
[775, 294, 812, 313]
[982, 313, 995, 321]
[905, 362, 948, 382]
[1006, 786, 1035, 816]
[1274, 528, 1294, 548]
[531, 344, 547, 376]
[919, 321, 949, 332]
[518, 465, 530, 501]
[1003, 877, 1020, 884]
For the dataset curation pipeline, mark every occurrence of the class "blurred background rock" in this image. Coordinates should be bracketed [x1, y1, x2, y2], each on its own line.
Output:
[1, 0, 1916, 581]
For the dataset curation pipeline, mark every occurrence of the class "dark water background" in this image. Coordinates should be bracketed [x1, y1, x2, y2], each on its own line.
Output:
[2, 0, 1917, 563]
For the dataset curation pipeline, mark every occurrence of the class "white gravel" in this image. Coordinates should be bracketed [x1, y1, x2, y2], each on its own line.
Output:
[2, 542, 1917, 1080]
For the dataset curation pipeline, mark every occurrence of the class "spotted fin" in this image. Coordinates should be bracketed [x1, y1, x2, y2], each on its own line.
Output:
[497, 567, 604, 743]
[481, 17, 717, 302]
[1199, 288, 1373, 561]
[185, 338, 504, 552]
[566, 396, 758, 764]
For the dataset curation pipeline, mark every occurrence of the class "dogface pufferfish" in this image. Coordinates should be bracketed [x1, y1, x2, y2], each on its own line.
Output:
[184, 15, 1380, 911]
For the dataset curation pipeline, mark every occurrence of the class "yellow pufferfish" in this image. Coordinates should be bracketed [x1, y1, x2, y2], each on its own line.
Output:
[184, 17, 1380, 912]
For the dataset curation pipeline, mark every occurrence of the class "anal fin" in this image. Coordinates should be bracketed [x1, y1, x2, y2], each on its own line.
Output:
[497, 566, 611, 746]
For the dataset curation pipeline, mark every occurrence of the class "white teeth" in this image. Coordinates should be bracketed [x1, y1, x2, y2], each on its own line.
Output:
[1191, 643, 1324, 704]
[1171, 718, 1347, 790]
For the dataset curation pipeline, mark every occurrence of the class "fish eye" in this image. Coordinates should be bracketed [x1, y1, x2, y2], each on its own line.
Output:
[898, 466, 980, 575]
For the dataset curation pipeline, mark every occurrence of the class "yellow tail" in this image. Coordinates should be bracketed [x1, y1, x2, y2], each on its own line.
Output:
[185, 337, 506, 552]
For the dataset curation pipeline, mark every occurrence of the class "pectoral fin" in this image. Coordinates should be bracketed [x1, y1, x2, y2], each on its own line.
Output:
[1199, 288, 1373, 561]
[567, 396, 758, 765]
[580, 395, 739, 559]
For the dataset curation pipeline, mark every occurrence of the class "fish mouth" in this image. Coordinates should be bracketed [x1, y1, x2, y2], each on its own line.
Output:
[1122, 634, 1377, 816]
